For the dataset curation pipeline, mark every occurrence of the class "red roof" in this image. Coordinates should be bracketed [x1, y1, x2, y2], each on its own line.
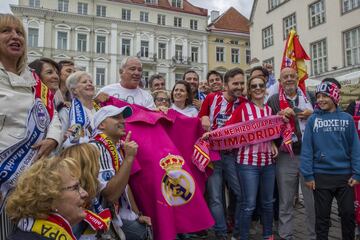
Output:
[208, 7, 250, 34]
[107, 0, 208, 16]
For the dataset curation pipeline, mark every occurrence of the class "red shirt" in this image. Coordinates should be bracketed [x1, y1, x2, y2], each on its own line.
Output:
[227, 101, 274, 166]
[198, 92, 246, 130]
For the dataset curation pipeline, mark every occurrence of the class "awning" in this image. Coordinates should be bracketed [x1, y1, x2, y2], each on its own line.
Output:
[336, 71, 360, 86]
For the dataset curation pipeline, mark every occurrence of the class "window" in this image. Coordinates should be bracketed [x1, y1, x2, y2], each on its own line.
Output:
[190, 20, 198, 30]
[145, 0, 155, 3]
[175, 73, 183, 81]
[96, 68, 105, 87]
[142, 71, 149, 88]
[231, 49, 239, 64]
[283, 13, 296, 39]
[215, 38, 224, 43]
[141, 41, 149, 58]
[96, 36, 106, 54]
[311, 39, 327, 75]
[28, 28, 39, 48]
[309, 0, 325, 28]
[175, 45, 182, 61]
[78, 2, 88, 15]
[342, 0, 360, 13]
[122, 9, 131, 21]
[140, 12, 149, 22]
[262, 25, 273, 48]
[57, 31, 67, 50]
[246, 49, 251, 65]
[174, 17, 182, 27]
[344, 27, 360, 66]
[230, 40, 239, 45]
[29, 0, 40, 8]
[122, 39, 131, 56]
[263, 57, 274, 69]
[58, 0, 68, 12]
[172, 0, 181, 8]
[216, 47, 224, 62]
[158, 14, 165, 25]
[77, 34, 87, 52]
[96, 5, 106, 17]
[268, 0, 287, 10]
[191, 47, 199, 62]
[158, 43, 166, 60]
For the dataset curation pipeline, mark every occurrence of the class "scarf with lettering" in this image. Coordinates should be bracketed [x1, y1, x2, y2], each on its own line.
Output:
[17, 213, 76, 240]
[0, 72, 54, 212]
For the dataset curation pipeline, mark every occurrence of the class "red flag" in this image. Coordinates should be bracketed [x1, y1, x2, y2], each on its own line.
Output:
[281, 29, 310, 93]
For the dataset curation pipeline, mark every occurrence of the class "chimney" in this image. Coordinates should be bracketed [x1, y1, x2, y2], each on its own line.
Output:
[210, 10, 220, 22]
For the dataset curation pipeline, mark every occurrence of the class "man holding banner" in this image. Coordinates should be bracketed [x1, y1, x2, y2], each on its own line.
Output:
[199, 67, 247, 239]
[266, 29, 316, 240]
[267, 69, 315, 240]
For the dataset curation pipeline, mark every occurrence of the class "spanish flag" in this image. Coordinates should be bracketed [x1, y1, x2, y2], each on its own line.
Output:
[281, 29, 310, 93]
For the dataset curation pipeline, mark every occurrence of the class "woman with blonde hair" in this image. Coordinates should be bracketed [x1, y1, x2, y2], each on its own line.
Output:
[60, 143, 100, 204]
[6, 156, 88, 240]
[0, 13, 62, 238]
[152, 89, 171, 108]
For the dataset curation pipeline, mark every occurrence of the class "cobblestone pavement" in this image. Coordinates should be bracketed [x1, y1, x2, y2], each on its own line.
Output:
[189, 197, 343, 240]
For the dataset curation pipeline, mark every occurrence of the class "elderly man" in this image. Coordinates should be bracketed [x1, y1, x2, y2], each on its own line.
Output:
[99, 56, 155, 109]
[149, 74, 166, 92]
[267, 67, 316, 240]
[183, 70, 206, 110]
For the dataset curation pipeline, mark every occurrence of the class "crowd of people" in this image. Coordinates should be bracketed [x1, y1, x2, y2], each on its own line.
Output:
[1, 13, 360, 240]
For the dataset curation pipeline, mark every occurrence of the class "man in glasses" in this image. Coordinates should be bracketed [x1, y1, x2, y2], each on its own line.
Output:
[267, 67, 316, 240]
[198, 68, 247, 239]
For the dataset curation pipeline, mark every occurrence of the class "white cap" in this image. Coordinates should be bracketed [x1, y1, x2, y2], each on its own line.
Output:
[93, 105, 132, 129]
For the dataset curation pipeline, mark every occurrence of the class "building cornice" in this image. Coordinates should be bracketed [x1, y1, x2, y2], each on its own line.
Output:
[11, 5, 209, 34]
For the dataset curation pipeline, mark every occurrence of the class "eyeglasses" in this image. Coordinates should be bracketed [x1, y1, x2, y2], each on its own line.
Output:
[250, 83, 266, 90]
[155, 97, 169, 102]
[61, 182, 81, 193]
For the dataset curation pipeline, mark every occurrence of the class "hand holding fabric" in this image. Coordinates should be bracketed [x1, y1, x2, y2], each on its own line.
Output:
[32, 138, 58, 160]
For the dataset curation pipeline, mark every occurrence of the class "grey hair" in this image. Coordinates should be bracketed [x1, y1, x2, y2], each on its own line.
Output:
[66, 71, 92, 98]
[119, 56, 142, 72]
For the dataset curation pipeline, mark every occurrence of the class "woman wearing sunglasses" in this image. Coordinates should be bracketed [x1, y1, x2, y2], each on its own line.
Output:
[226, 76, 278, 240]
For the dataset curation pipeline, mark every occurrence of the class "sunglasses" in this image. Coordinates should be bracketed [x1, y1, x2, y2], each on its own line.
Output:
[155, 97, 169, 102]
[250, 83, 266, 89]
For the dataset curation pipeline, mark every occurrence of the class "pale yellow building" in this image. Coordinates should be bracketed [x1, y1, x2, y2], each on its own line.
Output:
[207, 7, 251, 77]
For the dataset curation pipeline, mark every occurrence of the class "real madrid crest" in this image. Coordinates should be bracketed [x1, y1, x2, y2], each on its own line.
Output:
[159, 154, 195, 206]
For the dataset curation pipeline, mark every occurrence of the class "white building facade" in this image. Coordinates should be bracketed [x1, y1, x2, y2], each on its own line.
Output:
[249, 0, 360, 81]
[12, 0, 209, 89]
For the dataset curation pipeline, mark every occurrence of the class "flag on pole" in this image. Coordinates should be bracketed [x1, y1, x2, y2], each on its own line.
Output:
[281, 29, 310, 92]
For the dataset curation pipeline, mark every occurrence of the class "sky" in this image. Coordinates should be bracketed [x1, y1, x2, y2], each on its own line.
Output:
[0, 0, 254, 18]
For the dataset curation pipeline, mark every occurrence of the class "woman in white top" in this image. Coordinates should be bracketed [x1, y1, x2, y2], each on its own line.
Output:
[170, 80, 198, 117]
[62, 71, 108, 148]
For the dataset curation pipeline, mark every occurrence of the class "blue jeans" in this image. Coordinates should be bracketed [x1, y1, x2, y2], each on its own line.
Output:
[237, 164, 275, 240]
[207, 151, 241, 237]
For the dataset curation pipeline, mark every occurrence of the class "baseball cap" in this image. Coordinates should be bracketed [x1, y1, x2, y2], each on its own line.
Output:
[93, 105, 132, 129]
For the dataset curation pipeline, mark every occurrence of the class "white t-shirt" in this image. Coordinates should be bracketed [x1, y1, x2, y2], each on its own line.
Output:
[99, 83, 155, 109]
[171, 104, 199, 117]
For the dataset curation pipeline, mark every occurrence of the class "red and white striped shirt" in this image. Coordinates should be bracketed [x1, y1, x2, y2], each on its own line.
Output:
[198, 92, 246, 130]
[227, 101, 274, 166]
